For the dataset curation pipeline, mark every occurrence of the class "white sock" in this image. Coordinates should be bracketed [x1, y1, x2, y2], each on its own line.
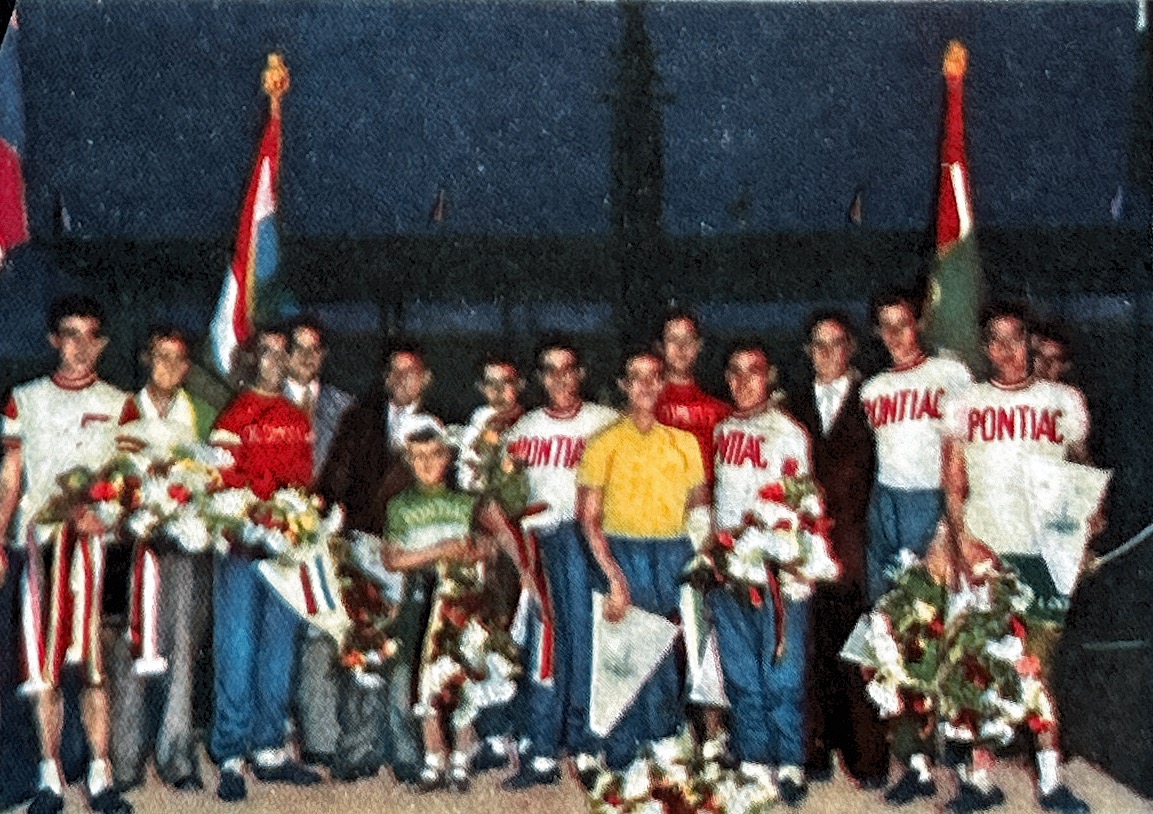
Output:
[969, 767, 993, 793]
[450, 750, 470, 769]
[87, 758, 110, 797]
[778, 765, 804, 785]
[1037, 749, 1060, 796]
[221, 757, 244, 774]
[38, 760, 63, 795]
[910, 753, 931, 783]
[252, 747, 287, 768]
[486, 736, 508, 755]
[530, 756, 558, 773]
[425, 751, 446, 770]
[740, 761, 776, 789]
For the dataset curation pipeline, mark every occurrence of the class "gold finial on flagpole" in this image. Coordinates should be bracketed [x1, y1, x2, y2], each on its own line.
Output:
[262, 53, 290, 117]
[943, 40, 968, 80]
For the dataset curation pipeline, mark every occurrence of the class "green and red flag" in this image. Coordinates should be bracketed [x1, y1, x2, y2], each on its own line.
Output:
[923, 41, 985, 373]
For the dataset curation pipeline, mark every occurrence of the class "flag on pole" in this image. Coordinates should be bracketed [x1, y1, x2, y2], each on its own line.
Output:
[923, 41, 985, 373]
[209, 54, 289, 379]
[0, 9, 30, 263]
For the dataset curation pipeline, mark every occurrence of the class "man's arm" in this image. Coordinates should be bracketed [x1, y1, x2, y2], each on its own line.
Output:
[577, 485, 630, 622]
[0, 445, 23, 584]
[381, 535, 475, 572]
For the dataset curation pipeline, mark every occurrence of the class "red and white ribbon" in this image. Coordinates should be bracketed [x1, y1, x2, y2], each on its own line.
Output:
[128, 545, 167, 675]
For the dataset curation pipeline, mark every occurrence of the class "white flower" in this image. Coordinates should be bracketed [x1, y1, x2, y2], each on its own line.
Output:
[985, 635, 1024, 663]
[650, 735, 682, 768]
[125, 508, 160, 540]
[979, 719, 1016, 745]
[799, 493, 823, 517]
[165, 507, 211, 554]
[896, 547, 920, 571]
[913, 600, 938, 624]
[140, 477, 179, 517]
[318, 503, 345, 541]
[798, 534, 839, 583]
[634, 802, 665, 814]
[272, 488, 311, 515]
[182, 443, 234, 470]
[1010, 582, 1035, 614]
[867, 679, 903, 718]
[769, 529, 800, 564]
[207, 488, 257, 519]
[459, 619, 488, 670]
[91, 500, 123, 527]
[620, 758, 651, 801]
[780, 573, 813, 602]
[866, 613, 903, 668]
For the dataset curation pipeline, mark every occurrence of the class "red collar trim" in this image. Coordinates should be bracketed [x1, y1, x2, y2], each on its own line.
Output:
[990, 376, 1034, 392]
[51, 372, 98, 391]
[544, 402, 582, 420]
[890, 354, 928, 373]
[732, 400, 771, 420]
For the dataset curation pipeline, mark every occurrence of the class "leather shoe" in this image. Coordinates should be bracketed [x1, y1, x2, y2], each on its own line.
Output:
[252, 760, 322, 786]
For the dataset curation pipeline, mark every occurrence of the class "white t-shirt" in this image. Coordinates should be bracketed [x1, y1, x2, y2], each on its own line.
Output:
[712, 408, 812, 530]
[118, 387, 199, 458]
[861, 356, 973, 490]
[3, 376, 127, 547]
[505, 402, 618, 532]
[946, 378, 1090, 554]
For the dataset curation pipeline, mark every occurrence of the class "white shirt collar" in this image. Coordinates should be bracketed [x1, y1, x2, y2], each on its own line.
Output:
[284, 378, 320, 407]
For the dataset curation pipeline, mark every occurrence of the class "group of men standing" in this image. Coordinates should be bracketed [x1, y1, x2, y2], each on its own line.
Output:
[0, 290, 1099, 814]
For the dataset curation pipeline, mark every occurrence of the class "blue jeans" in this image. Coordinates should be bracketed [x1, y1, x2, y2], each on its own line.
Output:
[601, 535, 691, 769]
[209, 555, 301, 762]
[709, 590, 809, 766]
[521, 523, 600, 759]
[866, 485, 944, 603]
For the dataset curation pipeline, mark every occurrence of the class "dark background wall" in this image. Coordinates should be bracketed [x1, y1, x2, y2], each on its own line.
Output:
[1, 0, 1152, 796]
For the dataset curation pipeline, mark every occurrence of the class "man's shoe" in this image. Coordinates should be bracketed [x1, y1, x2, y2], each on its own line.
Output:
[26, 790, 64, 814]
[1039, 785, 1091, 814]
[806, 765, 834, 784]
[575, 753, 605, 791]
[501, 764, 561, 791]
[778, 777, 808, 807]
[331, 762, 379, 782]
[416, 766, 444, 793]
[470, 741, 509, 772]
[252, 760, 322, 786]
[947, 783, 1006, 814]
[392, 764, 422, 786]
[89, 790, 133, 814]
[857, 774, 889, 791]
[447, 766, 470, 793]
[171, 775, 204, 792]
[217, 770, 247, 803]
[300, 750, 335, 768]
[883, 770, 937, 806]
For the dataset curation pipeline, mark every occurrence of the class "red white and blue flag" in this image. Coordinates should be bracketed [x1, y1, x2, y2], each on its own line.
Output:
[209, 110, 282, 378]
[0, 9, 30, 261]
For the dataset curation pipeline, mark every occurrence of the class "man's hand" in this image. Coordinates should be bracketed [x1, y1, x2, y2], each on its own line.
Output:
[603, 574, 631, 623]
[73, 506, 107, 538]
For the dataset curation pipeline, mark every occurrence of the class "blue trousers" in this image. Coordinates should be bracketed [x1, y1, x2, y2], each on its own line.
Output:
[209, 555, 301, 762]
[521, 523, 600, 759]
[709, 590, 809, 766]
[601, 535, 691, 770]
[866, 486, 944, 603]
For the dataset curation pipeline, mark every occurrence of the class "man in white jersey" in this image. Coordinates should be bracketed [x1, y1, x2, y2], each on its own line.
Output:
[500, 337, 617, 790]
[458, 355, 526, 493]
[709, 342, 822, 806]
[110, 326, 215, 793]
[942, 304, 1094, 814]
[860, 290, 972, 806]
[0, 296, 132, 814]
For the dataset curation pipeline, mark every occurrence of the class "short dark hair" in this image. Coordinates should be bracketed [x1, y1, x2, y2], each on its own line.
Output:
[1032, 321, 1071, 350]
[724, 339, 774, 369]
[47, 295, 104, 335]
[979, 301, 1032, 345]
[805, 309, 857, 341]
[286, 314, 327, 350]
[534, 334, 583, 371]
[145, 323, 192, 357]
[619, 346, 663, 379]
[870, 289, 922, 326]
[382, 338, 427, 370]
[660, 306, 702, 338]
[478, 353, 520, 378]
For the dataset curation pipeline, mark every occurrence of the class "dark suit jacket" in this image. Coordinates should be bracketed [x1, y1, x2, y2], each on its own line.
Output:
[790, 375, 875, 592]
[316, 388, 412, 534]
[312, 383, 355, 480]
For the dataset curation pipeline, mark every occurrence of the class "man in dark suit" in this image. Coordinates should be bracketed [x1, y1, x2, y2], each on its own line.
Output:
[790, 310, 889, 789]
[282, 317, 355, 774]
[316, 340, 433, 785]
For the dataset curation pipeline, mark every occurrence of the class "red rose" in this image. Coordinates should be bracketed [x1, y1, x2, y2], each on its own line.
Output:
[953, 708, 979, 734]
[89, 481, 118, 502]
[927, 617, 945, 638]
[1009, 615, 1028, 640]
[759, 482, 787, 503]
[1027, 714, 1055, 734]
[168, 483, 193, 504]
[782, 457, 799, 477]
[773, 518, 793, 532]
[715, 531, 735, 551]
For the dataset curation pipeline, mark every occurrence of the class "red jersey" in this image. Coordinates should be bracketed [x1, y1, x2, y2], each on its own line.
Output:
[655, 381, 732, 487]
[210, 390, 313, 499]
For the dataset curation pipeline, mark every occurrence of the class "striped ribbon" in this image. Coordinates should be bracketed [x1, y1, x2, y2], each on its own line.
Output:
[128, 544, 167, 675]
[298, 553, 338, 615]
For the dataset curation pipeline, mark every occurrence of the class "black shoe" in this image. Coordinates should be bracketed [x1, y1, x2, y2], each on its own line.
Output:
[252, 760, 322, 786]
[857, 774, 889, 791]
[171, 775, 204, 792]
[217, 770, 247, 803]
[26, 790, 64, 814]
[89, 789, 134, 814]
[947, 783, 1005, 814]
[806, 765, 834, 784]
[779, 777, 808, 807]
[416, 766, 444, 793]
[501, 764, 561, 791]
[392, 764, 422, 786]
[470, 742, 510, 772]
[883, 770, 937, 806]
[331, 762, 380, 782]
[1039, 785, 1091, 814]
[447, 766, 470, 793]
[300, 750, 335, 768]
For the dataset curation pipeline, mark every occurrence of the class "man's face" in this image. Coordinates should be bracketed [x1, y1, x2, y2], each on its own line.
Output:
[808, 320, 853, 384]
[407, 438, 451, 488]
[287, 326, 325, 385]
[725, 349, 773, 413]
[985, 316, 1030, 382]
[620, 354, 664, 413]
[254, 332, 288, 392]
[538, 348, 583, 410]
[50, 316, 107, 376]
[477, 363, 521, 412]
[661, 317, 701, 379]
[1032, 337, 1070, 382]
[386, 352, 430, 408]
[876, 303, 921, 364]
[148, 337, 190, 394]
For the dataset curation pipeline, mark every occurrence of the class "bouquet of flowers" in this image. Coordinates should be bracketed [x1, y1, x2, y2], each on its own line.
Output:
[328, 534, 399, 687]
[851, 553, 1056, 747]
[587, 730, 777, 814]
[205, 486, 344, 563]
[451, 418, 530, 517]
[685, 457, 838, 605]
[37, 454, 150, 535]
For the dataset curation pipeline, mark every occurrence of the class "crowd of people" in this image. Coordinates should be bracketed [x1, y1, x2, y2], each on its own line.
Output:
[0, 291, 1099, 814]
